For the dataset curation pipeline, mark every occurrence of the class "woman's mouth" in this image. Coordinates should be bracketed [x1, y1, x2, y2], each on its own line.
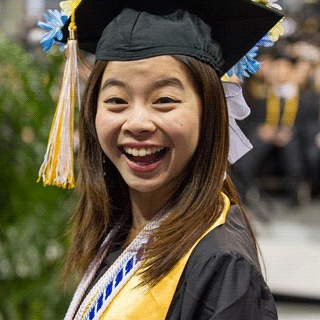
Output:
[121, 146, 168, 164]
[120, 146, 169, 172]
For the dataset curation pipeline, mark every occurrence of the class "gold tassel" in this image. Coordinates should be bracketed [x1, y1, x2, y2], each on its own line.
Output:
[38, 12, 80, 188]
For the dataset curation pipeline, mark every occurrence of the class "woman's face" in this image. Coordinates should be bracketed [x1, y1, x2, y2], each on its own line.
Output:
[95, 55, 201, 194]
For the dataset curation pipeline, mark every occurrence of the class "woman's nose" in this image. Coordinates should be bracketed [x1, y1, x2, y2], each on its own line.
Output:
[122, 104, 157, 137]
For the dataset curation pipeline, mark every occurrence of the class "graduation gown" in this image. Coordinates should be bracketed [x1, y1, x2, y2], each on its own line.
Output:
[74, 204, 277, 320]
[166, 205, 277, 319]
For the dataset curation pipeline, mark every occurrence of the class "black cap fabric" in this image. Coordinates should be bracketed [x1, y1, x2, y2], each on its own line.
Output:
[62, 0, 283, 74]
[96, 9, 224, 74]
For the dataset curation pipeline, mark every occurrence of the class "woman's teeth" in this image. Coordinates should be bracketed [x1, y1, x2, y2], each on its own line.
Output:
[123, 146, 165, 157]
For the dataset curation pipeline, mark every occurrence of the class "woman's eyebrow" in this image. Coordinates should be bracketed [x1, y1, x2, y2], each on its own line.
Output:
[151, 78, 185, 91]
[100, 77, 185, 92]
[101, 79, 127, 91]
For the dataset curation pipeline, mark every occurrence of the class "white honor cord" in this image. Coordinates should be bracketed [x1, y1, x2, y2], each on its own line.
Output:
[64, 210, 168, 320]
[63, 228, 118, 320]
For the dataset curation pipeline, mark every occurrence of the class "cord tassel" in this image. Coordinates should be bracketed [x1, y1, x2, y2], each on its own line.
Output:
[38, 22, 80, 188]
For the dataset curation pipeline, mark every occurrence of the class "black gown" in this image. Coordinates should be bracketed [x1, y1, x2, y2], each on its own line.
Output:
[77, 205, 277, 319]
[166, 205, 277, 319]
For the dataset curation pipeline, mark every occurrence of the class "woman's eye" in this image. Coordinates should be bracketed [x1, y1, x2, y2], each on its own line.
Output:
[104, 97, 127, 104]
[155, 97, 181, 104]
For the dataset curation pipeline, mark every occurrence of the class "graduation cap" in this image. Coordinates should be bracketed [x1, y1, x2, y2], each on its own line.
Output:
[37, 0, 283, 188]
[62, 0, 283, 75]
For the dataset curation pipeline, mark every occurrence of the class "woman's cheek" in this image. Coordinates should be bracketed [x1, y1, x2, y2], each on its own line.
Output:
[167, 111, 200, 139]
[96, 112, 119, 150]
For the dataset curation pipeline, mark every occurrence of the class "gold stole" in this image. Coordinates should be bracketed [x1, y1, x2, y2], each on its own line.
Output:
[266, 90, 299, 128]
[96, 194, 230, 320]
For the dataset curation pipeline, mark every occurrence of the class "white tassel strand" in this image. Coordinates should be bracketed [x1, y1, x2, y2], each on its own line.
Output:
[38, 38, 80, 188]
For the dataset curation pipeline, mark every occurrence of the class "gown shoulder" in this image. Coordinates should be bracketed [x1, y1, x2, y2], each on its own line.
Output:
[165, 205, 278, 320]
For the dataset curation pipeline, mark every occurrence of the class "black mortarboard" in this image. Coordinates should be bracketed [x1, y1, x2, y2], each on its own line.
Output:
[62, 0, 283, 75]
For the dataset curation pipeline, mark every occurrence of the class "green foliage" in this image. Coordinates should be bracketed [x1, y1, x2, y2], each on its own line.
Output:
[0, 35, 77, 319]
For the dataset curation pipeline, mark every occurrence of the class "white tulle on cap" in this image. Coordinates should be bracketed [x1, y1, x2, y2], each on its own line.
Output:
[222, 82, 253, 164]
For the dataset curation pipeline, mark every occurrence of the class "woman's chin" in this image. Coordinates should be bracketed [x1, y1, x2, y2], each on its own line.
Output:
[127, 181, 164, 194]
[126, 176, 178, 197]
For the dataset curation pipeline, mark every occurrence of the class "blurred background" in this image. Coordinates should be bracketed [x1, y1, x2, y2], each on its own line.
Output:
[0, 0, 320, 319]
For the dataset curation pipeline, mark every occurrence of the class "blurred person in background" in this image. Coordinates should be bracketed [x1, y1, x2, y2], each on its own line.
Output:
[296, 60, 320, 198]
[235, 56, 304, 209]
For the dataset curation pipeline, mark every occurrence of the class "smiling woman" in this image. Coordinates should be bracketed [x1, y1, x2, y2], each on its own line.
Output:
[37, 0, 284, 319]
[96, 56, 201, 196]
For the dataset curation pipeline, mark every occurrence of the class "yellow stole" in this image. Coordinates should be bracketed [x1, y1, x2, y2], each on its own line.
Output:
[265, 90, 299, 129]
[96, 194, 230, 320]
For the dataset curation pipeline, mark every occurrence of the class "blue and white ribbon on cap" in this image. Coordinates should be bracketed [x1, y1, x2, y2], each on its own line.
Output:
[223, 82, 253, 164]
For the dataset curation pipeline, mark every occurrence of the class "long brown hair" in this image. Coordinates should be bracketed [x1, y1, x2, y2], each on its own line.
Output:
[63, 55, 256, 286]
